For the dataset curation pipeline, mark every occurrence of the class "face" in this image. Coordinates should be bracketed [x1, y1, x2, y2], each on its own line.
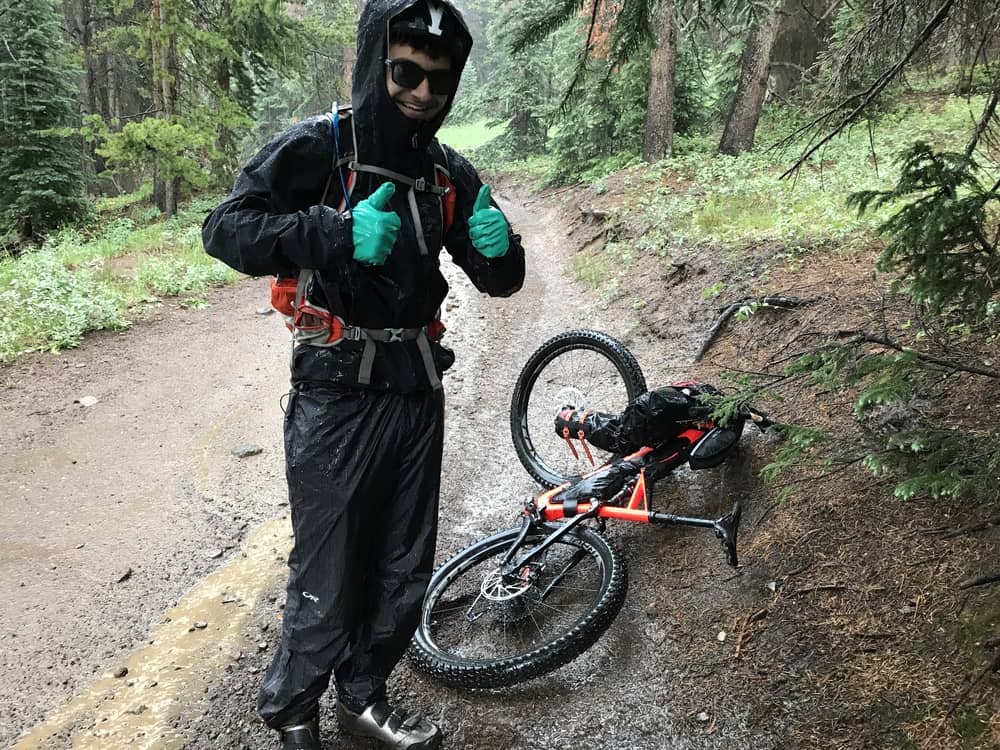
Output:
[385, 43, 452, 121]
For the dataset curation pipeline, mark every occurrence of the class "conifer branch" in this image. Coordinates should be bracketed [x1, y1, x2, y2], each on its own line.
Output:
[839, 332, 1000, 379]
[965, 89, 1000, 158]
[778, 0, 957, 179]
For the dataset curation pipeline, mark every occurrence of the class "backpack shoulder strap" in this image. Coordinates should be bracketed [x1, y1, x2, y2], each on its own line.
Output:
[321, 102, 356, 210]
[432, 140, 456, 237]
[432, 139, 451, 177]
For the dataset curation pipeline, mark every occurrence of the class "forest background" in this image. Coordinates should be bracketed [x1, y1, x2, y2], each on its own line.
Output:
[1, 0, 999, 744]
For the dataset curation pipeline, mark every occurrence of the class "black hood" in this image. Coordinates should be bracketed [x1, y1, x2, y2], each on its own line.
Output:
[352, 0, 472, 180]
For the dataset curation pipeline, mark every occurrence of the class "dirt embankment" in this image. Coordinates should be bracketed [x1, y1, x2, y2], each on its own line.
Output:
[2, 180, 998, 750]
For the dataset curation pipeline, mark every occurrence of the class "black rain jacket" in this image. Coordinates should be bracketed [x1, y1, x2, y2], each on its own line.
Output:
[202, 0, 525, 393]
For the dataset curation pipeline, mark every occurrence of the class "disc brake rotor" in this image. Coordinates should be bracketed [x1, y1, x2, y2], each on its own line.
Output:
[480, 566, 534, 602]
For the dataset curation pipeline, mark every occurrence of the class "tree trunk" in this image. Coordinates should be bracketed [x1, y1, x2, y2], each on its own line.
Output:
[342, 0, 363, 93]
[719, 2, 783, 155]
[65, 0, 105, 176]
[642, 0, 677, 162]
[215, 60, 234, 182]
[769, 0, 831, 98]
[150, 0, 178, 216]
[150, 0, 166, 212]
[163, 10, 179, 216]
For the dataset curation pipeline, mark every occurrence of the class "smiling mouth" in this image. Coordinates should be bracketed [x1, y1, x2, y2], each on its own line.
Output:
[398, 100, 434, 115]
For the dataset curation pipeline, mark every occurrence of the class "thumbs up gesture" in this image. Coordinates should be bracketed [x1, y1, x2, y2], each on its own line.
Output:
[351, 182, 400, 266]
[468, 185, 509, 259]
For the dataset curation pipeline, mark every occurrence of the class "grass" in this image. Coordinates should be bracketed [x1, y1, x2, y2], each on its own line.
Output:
[0, 193, 235, 366]
[568, 244, 617, 295]
[557, 91, 998, 294]
[437, 119, 507, 153]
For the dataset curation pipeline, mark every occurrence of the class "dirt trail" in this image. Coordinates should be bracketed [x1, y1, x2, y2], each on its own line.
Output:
[0, 278, 291, 747]
[3, 191, 778, 750]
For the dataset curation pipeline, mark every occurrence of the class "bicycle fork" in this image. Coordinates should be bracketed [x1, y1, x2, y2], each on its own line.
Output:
[499, 506, 600, 579]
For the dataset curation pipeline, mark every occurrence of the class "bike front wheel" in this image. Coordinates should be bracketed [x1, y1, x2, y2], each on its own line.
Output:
[511, 329, 648, 488]
[409, 523, 628, 689]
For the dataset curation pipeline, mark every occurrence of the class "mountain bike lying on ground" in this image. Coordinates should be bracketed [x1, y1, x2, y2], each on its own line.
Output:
[410, 330, 773, 690]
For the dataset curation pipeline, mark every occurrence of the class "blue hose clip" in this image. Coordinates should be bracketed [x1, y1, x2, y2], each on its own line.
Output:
[329, 102, 352, 214]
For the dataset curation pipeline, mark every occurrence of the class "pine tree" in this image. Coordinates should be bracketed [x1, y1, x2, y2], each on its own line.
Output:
[0, 0, 91, 239]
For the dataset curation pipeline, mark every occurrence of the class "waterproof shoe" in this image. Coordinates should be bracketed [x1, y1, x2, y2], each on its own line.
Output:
[278, 716, 321, 750]
[336, 700, 442, 749]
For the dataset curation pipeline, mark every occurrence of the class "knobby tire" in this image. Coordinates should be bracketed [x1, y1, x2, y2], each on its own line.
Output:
[510, 330, 647, 488]
[409, 524, 628, 689]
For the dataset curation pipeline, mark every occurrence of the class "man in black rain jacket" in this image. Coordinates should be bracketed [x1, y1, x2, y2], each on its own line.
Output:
[202, 1, 525, 747]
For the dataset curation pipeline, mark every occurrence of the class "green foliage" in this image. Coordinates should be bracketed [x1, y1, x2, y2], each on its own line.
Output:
[134, 223, 236, 295]
[0, 194, 235, 364]
[817, 0, 890, 97]
[95, 111, 231, 192]
[82, 0, 317, 193]
[591, 95, 990, 260]
[480, 4, 563, 157]
[702, 381, 760, 428]
[776, 328, 1000, 503]
[245, 0, 356, 150]
[0, 0, 91, 235]
[788, 344, 926, 419]
[866, 429, 1000, 501]
[850, 351, 922, 417]
[447, 59, 486, 125]
[952, 709, 991, 749]
[759, 425, 828, 484]
[608, 54, 653, 151]
[734, 299, 769, 321]
[703, 26, 747, 123]
[95, 182, 155, 214]
[701, 281, 726, 298]
[672, 41, 713, 135]
[0, 248, 128, 363]
[568, 246, 617, 293]
[437, 119, 507, 152]
[849, 142, 1000, 319]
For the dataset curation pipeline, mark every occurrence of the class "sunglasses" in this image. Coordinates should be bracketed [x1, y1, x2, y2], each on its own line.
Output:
[384, 58, 458, 96]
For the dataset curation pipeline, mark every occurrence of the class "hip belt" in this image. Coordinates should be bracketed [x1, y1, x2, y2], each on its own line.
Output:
[292, 299, 443, 391]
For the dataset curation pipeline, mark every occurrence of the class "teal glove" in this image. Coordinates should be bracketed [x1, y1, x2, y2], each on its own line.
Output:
[467, 185, 510, 259]
[351, 182, 400, 266]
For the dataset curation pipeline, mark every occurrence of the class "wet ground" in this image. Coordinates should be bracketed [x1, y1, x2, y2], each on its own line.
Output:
[4, 192, 801, 749]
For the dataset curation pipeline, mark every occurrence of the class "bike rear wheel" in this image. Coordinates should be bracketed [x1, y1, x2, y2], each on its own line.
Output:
[409, 523, 628, 689]
[511, 329, 647, 488]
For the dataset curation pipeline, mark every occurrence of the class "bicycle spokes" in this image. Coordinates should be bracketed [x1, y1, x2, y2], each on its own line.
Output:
[424, 534, 608, 662]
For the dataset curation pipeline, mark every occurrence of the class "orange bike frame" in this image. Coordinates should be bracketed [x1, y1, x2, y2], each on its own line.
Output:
[533, 427, 709, 524]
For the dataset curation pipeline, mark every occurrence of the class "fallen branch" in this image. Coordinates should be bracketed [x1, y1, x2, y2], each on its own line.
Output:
[695, 295, 814, 361]
[941, 513, 1000, 539]
[789, 583, 846, 597]
[958, 573, 1000, 590]
[838, 332, 1000, 379]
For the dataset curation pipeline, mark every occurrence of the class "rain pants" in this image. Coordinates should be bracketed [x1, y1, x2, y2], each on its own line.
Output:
[201, 0, 525, 728]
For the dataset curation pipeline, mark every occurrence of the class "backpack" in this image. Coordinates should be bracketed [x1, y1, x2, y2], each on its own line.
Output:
[269, 104, 455, 388]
